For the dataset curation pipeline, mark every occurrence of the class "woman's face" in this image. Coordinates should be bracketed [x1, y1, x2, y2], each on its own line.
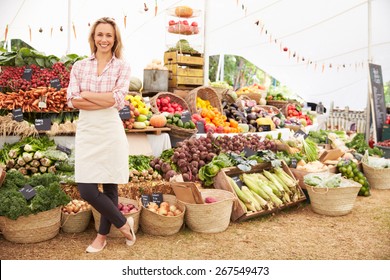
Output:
[94, 23, 115, 54]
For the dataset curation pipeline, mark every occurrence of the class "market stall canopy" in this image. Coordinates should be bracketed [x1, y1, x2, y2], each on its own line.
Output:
[1, 0, 389, 110]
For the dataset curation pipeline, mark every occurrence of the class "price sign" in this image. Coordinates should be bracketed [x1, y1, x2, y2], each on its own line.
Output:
[181, 111, 191, 123]
[196, 121, 205, 133]
[35, 118, 51, 131]
[243, 146, 256, 157]
[151, 192, 163, 207]
[290, 158, 297, 169]
[50, 78, 61, 90]
[119, 106, 131, 120]
[141, 194, 151, 208]
[56, 144, 71, 155]
[230, 175, 244, 189]
[258, 125, 271, 132]
[19, 184, 36, 201]
[22, 67, 33, 81]
[294, 129, 308, 139]
[12, 108, 23, 122]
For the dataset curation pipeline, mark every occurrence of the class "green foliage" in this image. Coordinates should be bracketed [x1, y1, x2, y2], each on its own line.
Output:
[0, 188, 32, 220]
[28, 172, 61, 188]
[2, 170, 29, 190]
[29, 183, 70, 214]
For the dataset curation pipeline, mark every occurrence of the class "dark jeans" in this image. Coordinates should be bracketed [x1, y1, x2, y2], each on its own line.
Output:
[77, 183, 126, 235]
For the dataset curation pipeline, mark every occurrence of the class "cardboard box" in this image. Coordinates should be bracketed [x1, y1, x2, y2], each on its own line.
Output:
[213, 162, 306, 222]
[143, 69, 169, 92]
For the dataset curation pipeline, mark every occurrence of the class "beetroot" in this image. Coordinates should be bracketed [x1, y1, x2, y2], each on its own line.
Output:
[205, 197, 218, 203]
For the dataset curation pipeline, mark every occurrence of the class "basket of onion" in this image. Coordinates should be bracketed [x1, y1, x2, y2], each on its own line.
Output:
[140, 194, 185, 236]
[92, 197, 141, 237]
[61, 199, 92, 233]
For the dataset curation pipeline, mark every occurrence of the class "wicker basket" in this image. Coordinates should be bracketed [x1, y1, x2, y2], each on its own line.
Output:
[266, 100, 288, 109]
[177, 189, 235, 233]
[362, 162, 390, 189]
[149, 92, 190, 114]
[0, 168, 5, 186]
[290, 168, 334, 190]
[0, 215, 5, 233]
[306, 179, 361, 216]
[212, 87, 236, 104]
[166, 123, 197, 139]
[92, 197, 141, 237]
[185, 86, 223, 115]
[238, 92, 265, 104]
[61, 209, 92, 233]
[2, 207, 61, 243]
[140, 194, 185, 236]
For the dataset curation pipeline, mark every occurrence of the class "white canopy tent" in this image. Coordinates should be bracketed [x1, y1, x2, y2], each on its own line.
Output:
[1, 0, 389, 110]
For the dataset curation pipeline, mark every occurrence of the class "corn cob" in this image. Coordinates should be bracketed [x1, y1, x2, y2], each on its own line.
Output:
[241, 173, 271, 201]
[227, 176, 251, 203]
[242, 186, 262, 210]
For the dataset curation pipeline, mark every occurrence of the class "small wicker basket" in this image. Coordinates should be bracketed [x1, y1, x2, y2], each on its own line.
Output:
[305, 179, 361, 216]
[177, 189, 235, 233]
[2, 207, 61, 243]
[166, 123, 197, 139]
[185, 86, 223, 115]
[140, 194, 185, 236]
[149, 92, 190, 114]
[361, 162, 390, 189]
[266, 100, 288, 109]
[92, 197, 141, 237]
[61, 209, 92, 233]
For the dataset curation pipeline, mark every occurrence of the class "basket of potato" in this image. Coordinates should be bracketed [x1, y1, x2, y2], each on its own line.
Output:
[61, 199, 92, 233]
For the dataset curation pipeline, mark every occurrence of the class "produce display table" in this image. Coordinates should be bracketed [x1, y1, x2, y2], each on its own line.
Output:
[0, 132, 172, 158]
[195, 128, 291, 140]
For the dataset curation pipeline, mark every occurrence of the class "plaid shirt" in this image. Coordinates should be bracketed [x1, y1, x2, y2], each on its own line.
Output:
[66, 54, 131, 110]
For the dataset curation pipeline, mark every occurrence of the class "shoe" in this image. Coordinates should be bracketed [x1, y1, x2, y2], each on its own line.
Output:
[86, 240, 107, 253]
[125, 216, 136, 246]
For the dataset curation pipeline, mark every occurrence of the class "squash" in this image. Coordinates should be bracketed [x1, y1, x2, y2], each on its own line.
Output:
[129, 77, 143, 92]
[133, 122, 147, 129]
[149, 114, 167, 128]
[175, 6, 193, 18]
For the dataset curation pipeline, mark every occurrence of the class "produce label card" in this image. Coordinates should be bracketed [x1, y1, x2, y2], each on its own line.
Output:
[152, 193, 163, 207]
[12, 108, 23, 122]
[230, 175, 244, 189]
[35, 118, 51, 131]
[22, 67, 33, 81]
[19, 184, 36, 200]
[141, 194, 151, 208]
[259, 125, 271, 132]
[181, 111, 191, 123]
[196, 121, 205, 133]
[56, 144, 71, 155]
[50, 78, 61, 90]
[290, 158, 297, 169]
[119, 106, 131, 120]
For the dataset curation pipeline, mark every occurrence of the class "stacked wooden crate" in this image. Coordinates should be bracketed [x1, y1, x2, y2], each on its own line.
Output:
[164, 51, 204, 92]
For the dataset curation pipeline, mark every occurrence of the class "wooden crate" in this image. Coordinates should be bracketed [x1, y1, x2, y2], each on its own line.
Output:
[164, 51, 204, 66]
[213, 161, 307, 222]
[166, 64, 204, 77]
[168, 75, 203, 89]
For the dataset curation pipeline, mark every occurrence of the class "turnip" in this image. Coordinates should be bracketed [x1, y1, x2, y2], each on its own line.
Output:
[117, 203, 124, 210]
[205, 197, 218, 203]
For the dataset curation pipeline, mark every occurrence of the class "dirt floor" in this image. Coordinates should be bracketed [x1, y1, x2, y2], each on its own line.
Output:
[1, 189, 389, 260]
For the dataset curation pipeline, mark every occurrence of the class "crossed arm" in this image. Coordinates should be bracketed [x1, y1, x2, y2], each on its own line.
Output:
[71, 91, 115, 110]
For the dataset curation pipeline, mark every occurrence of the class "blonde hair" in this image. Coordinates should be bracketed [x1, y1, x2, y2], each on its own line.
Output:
[88, 17, 124, 59]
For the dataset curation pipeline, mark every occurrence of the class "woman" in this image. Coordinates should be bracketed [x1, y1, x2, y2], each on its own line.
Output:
[67, 17, 135, 253]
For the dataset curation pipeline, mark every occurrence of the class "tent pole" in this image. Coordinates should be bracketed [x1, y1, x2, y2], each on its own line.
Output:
[203, 0, 209, 85]
[66, 0, 71, 54]
[365, 0, 372, 143]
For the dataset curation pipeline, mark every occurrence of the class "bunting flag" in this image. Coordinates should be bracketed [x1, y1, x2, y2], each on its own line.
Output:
[28, 25, 32, 42]
[72, 22, 76, 39]
[154, 0, 158, 16]
[124, 15, 127, 29]
[4, 24, 8, 41]
[50, 27, 53, 38]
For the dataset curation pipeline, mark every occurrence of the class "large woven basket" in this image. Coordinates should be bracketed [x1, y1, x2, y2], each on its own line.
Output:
[166, 123, 197, 139]
[61, 209, 92, 233]
[177, 189, 235, 233]
[149, 92, 190, 114]
[266, 99, 288, 109]
[212, 87, 236, 104]
[140, 194, 185, 236]
[0, 215, 5, 233]
[306, 179, 361, 216]
[290, 168, 334, 190]
[361, 162, 390, 189]
[2, 207, 61, 243]
[185, 86, 223, 115]
[92, 197, 141, 237]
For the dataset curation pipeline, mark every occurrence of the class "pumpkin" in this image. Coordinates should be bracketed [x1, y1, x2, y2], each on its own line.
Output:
[149, 114, 167, 128]
[175, 6, 193, 18]
[129, 76, 143, 92]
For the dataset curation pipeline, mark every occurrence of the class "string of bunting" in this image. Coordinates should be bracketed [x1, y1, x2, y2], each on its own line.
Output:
[236, 0, 367, 73]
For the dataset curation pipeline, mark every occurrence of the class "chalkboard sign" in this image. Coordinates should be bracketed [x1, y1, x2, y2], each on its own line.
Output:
[35, 118, 51, 131]
[141, 194, 151, 208]
[258, 125, 271, 132]
[369, 63, 387, 141]
[294, 129, 308, 139]
[181, 111, 191, 123]
[50, 78, 61, 90]
[119, 106, 131, 120]
[290, 158, 297, 169]
[196, 121, 205, 133]
[243, 146, 256, 157]
[56, 144, 71, 155]
[151, 192, 163, 207]
[22, 67, 33, 81]
[230, 175, 244, 189]
[12, 108, 23, 122]
[19, 184, 36, 201]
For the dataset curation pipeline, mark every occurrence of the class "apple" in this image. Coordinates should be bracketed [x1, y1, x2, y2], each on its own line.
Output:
[168, 20, 176, 26]
[191, 21, 198, 27]
[182, 20, 189, 25]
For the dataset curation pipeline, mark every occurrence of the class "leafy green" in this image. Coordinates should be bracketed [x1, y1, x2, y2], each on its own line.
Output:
[0, 188, 31, 220]
[29, 183, 70, 214]
[28, 172, 61, 187]
[1, 170, 29, 190]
